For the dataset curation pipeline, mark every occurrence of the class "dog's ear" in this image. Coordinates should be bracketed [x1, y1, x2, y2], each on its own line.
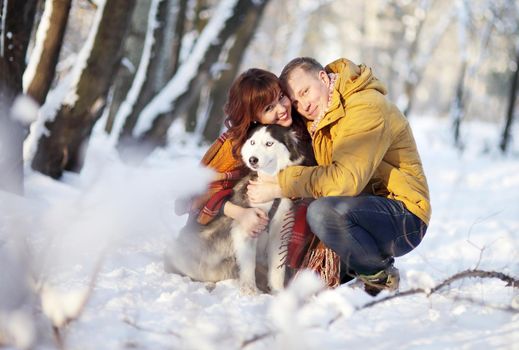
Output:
[246, 123, 263, 139]
[285, 130, 302, 162]
[267, 125, 304, 163]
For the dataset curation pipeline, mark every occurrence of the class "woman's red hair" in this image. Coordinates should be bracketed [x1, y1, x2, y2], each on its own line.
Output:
[224, 68, 281, 158]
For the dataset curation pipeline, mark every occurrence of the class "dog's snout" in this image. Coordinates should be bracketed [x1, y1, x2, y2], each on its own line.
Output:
[249, 156, 258, 166]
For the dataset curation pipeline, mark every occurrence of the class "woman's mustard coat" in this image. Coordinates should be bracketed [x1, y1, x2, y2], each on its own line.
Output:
[278, 58, 431, 225]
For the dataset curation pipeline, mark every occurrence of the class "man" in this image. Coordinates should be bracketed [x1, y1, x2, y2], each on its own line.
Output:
[248, 57, 431, 295]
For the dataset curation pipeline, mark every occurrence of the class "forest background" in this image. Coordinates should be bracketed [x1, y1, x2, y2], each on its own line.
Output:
[0, 0, 518, 349]
[1, 0, 518, 188]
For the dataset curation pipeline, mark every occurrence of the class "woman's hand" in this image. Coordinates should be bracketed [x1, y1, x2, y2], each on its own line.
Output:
[223, 202, 269, 237]
[247, 173, 282, 204]
[236, 207, 269, 237]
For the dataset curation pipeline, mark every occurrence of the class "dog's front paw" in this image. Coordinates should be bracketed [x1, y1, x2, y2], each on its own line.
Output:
[268, 282, 285, 294]
[239, 282, 260, 295]
[268, 270, 286, 293]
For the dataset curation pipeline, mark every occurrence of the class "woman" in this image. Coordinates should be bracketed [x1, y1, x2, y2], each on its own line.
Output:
[177, 68, 309, 237]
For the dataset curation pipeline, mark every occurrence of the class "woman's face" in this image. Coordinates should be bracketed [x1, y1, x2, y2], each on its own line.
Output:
[255, 91, 292, 127]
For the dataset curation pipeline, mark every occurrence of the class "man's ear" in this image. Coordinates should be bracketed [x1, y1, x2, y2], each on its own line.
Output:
[319, 70, 330, 86]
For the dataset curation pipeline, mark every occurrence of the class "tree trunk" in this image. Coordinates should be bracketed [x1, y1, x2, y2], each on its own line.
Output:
[135, 0, 270, 152]
[0, 0, 38, 194]
[500, 49, 519, 152]
[202, 1, 269, 141]
[150, 0, 187, 92]
[451, 61, 468, 149]
[400, 1, 429, 117]
[103, 0, 152, 134]
[31, 0, 136, 178]
[117, 0, 188, 141]
[24, 0, 72, 105]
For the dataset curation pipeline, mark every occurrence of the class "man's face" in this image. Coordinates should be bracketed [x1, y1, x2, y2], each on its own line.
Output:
[285, 67, 330, 121]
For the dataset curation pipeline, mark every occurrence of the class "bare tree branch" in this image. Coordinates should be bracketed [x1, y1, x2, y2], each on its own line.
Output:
[122, 317, 181, 337]
[449, 295, 519, 314]
[361, 269, 519, 310]
[241, 331, 272, 348]
[241, 268, 519, 348]
[52, 325, 65, 350]
[46, 253, 107, 348]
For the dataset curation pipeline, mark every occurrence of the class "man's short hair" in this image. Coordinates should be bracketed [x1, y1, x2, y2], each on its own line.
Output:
[279, 57, 324, 86]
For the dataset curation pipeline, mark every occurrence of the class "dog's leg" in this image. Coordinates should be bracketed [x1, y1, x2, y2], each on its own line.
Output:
[267, 203, 291, 292]
[231, 225, 259, 295]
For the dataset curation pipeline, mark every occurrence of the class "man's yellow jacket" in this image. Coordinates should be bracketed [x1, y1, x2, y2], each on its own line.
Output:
[278, 58, 431, 225]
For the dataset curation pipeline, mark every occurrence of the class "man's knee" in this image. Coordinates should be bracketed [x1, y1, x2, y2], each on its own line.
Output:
[306, 198, 339, 235]
[306, 198, 330, 235]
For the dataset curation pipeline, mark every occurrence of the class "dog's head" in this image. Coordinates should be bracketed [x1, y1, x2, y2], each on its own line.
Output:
[240, 124, 304, 175]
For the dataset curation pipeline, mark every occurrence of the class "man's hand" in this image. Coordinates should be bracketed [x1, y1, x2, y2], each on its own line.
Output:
[247, 173, 282, 203]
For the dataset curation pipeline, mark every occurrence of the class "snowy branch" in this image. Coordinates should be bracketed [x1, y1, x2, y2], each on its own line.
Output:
[360, 269, 519, 310]
[448, 295, 519, 314]
[64, 0, 107, 107]
[122, 317, 181, 337]
[23, 0, 53, 92]
[241, 268, 519, 348]
[44, 253, 106, 347]
[241, 332, 271, 348]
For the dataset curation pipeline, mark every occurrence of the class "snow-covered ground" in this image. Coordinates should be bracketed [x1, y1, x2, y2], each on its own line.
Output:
[1, 117, 518, 349]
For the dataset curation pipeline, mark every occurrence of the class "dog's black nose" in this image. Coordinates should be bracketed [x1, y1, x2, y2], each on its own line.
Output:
[249, 156, 258, 166]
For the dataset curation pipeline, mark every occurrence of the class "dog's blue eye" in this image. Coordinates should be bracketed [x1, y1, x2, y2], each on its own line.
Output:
[266, 141, 274, 147]
[250, 140, 255, 145]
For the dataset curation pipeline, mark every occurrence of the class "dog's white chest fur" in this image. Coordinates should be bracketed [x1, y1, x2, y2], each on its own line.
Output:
[232, 125, 304, 294]
[230, 197, 292, 294]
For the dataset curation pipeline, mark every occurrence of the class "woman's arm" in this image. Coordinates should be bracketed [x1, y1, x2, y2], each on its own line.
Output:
[223, 201, 269, 237]
[222, 200, 245, 219]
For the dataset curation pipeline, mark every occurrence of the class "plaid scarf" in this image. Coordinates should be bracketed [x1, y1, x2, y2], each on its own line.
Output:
[287, 199, 341, 288]
[175, 132, 248, 225]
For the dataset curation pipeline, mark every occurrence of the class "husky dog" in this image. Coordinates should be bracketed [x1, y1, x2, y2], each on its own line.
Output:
[165, 124, 309, 294]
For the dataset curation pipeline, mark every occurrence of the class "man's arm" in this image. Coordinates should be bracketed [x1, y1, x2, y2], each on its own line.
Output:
[278, 100, 392, 198]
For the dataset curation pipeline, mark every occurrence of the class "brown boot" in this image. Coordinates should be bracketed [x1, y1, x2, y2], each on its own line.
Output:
[358, 265, 400, 296]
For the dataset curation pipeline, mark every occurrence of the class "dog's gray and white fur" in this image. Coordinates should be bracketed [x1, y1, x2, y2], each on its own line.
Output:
[165, 124, 309, 293]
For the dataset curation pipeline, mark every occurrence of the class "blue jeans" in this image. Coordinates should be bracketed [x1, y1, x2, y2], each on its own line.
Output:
[306, 195, 427, 276]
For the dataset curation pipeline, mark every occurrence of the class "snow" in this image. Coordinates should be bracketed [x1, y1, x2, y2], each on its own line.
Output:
[0, 310, 35, 349]
[121, 57, 135, 74]
[110, 0, 163, 145]
[1, 117, 519, 349]
[10, 94, 40, 125]
[23, 0, 54, 92]
[40, 285, 89, 328]
[133, 0, 238, 138]
[406, 270, 435, 291]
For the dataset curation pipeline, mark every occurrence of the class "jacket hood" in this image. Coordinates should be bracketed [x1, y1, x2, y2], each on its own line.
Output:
[310, 58, 388, 132]
[325, 58, 387, 99]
